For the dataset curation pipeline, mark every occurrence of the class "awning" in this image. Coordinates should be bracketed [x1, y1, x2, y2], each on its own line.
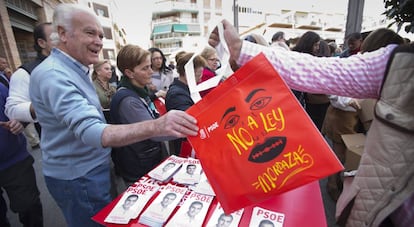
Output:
[172, 24, 188, 32]
[153, 25, 172, 35]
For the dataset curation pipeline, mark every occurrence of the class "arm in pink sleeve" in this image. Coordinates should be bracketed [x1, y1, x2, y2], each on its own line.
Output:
[237, 42, 398, 99]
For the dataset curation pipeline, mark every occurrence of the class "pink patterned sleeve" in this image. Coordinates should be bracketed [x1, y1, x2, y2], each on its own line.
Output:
[237, 42, 398, 99]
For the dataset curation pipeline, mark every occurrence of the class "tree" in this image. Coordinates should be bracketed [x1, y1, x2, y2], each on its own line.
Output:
[384, 0, 414, 33]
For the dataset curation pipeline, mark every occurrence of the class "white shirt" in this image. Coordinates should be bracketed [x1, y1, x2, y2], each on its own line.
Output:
[328, 95, 357, 112]
[5, 68, 36, 122]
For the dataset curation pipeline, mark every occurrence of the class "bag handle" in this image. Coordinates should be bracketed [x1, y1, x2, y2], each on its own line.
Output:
[185, 20, 233, 103]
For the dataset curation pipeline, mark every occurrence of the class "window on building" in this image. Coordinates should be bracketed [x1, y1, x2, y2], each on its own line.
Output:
[93, 3, 109, 18]
[192, 13, 198, 23]
[16, 40, 35, 64]
[204, 12, 211, 22]
[103, 27, 113, 40]
[215, 0, 222, 10]
[204, 0, 210, 8]
[103, 49, 115, 61]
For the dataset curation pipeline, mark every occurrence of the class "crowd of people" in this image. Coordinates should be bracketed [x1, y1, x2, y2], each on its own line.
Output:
[0, 2, 413, 227]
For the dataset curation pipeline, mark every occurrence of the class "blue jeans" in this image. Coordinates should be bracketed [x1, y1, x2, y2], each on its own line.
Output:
[45, 164, 111, 227]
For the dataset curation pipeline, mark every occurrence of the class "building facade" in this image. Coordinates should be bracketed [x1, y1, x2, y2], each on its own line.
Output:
[0, 0, 74, 70]
[0, 0, 127, 71]
[149, 0, 347, 57]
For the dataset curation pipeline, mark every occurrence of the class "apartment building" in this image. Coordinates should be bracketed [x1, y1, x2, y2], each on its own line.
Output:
[149, 0, 347, 57]
[0, 0, 74, 70]
[0, 0, 127, 70]
[151, 0, 213, 56]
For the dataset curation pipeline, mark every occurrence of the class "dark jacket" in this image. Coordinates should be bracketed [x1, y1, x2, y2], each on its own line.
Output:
[110, 86, 163, 182]
[165, 78, 194, 155]
[165, 78, 194, 112]
[0, 83, 29, 171]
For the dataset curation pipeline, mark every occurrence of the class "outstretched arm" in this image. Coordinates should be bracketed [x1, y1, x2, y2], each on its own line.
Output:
[101, 109, 198, 147]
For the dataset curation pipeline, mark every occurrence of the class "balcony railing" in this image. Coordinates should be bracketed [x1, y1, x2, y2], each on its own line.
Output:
[153, 16, 198, 25]
[153, 1, 198, 14]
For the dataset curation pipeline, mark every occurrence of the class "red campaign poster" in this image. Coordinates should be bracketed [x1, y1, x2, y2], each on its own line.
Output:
[186, 53, 343, 213]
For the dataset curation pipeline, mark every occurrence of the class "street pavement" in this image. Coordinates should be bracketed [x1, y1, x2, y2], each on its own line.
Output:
[7, 146, 340, 227]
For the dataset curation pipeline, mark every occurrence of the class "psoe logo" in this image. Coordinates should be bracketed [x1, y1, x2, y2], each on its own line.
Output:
[207, 121, 219, 133]
[199, 121, 219, 140]
[199, 129, 207, 139]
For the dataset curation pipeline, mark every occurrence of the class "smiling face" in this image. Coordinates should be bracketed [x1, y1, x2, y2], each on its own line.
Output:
[58, 11, 104, 66]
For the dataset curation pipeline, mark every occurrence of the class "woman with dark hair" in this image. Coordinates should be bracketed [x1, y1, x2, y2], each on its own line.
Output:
[360, 28, 404, 53]
[318, 40, 332, 57]
[148, 47, 174, 97]
[292, 31, 321, 55]
[292, 31, 329, 131]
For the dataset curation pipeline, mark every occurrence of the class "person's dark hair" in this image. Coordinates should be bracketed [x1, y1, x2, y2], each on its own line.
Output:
[148, 47, 172, 74]
[218, 213, 233, 222]
[318, 40, 331, 57]
[126, 194, 139, 200]
[244, 34, 269, 46]
[292, 31, 321, 55]
[259, 219, 275, 227]
[346, 32, 362, 42]
[33, 22, 52, 53]
[271, 31, 285, 42]
[244, 35, 257, 43]
[190, 201, 203, 207]
[360, 28, 404, 53]
[165, 193, 176, 198]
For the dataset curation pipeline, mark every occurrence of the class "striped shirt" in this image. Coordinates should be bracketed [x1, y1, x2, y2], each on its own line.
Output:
[237, 41, 398, 99]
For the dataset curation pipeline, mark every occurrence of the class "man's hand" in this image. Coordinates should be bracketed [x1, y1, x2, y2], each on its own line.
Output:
[102, 110, 199, 148]
[0, 119, 24, 135]
[208, 19, 242, 63]
[155, 110, 198, 138]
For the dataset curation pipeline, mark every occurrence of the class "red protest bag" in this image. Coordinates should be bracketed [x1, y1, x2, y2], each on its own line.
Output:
[186, 53, 343, 214]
